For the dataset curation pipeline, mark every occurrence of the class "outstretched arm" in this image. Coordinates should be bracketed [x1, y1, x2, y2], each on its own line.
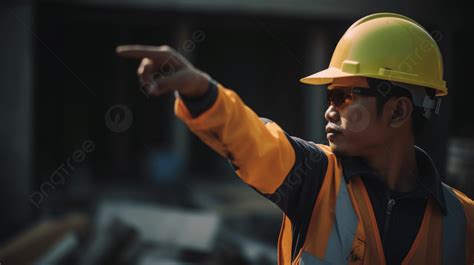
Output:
[116, 44, 329, 222]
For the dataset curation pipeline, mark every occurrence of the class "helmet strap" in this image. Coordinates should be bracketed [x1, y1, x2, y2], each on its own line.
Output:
[391, 81, 441, 119]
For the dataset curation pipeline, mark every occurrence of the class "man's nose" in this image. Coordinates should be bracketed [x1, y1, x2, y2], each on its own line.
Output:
[324, 104, 340, 123]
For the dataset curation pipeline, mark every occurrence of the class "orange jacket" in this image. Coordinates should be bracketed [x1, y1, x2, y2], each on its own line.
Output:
[175, 81, 474, 265]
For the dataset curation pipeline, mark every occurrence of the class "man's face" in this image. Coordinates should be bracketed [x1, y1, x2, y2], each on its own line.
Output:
[324, 77, 391, 157]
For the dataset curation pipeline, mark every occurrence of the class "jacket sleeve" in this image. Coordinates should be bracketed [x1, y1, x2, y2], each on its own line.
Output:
[174, 80, 328, 219]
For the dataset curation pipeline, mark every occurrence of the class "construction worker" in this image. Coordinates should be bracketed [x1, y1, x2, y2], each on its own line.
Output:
[117, 12, 473, 265]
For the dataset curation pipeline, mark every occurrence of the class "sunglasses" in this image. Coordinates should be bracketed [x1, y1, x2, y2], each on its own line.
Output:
[327, 86, 385, 108]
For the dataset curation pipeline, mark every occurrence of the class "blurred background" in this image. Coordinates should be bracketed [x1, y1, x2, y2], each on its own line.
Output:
[0, 0, 472, 264]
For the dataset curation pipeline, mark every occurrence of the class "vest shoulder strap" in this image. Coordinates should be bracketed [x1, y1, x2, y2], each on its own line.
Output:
[441, 183, 466, 265]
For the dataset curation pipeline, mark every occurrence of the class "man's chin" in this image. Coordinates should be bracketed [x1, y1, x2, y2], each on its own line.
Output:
[329, 143, 348, 157]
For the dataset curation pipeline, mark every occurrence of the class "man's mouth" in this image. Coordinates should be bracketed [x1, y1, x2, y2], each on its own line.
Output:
[326, 124, 342, 141]
[326, 124, 342, 135]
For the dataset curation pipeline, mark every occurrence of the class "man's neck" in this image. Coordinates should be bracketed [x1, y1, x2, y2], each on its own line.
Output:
[364, 136, 419, 192]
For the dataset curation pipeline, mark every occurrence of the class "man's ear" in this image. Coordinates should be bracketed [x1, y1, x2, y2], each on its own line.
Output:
[387, 97, 412, 128]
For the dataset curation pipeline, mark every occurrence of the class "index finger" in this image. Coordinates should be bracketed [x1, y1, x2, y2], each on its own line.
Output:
[116, 44, 189, 69]
[116, 45, 171, 59]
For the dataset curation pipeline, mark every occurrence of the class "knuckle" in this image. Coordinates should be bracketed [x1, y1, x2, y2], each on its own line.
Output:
[159, 45, 171, 51]
[161, 45, 176, 54]
[141, 58, 151, 67]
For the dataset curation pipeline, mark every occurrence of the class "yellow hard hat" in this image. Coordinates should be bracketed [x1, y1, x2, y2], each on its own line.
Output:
[300, 13, 448, 96]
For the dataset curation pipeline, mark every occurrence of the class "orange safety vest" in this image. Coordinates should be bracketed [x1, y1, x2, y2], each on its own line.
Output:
[175, 82, 474, 265]
[279, 144, 473, 265]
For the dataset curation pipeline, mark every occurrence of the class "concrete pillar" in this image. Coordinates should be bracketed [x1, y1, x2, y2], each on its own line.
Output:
[170, 18, 195, 172]
[0, 2, 34, 243]
[302, 28, 330, 143]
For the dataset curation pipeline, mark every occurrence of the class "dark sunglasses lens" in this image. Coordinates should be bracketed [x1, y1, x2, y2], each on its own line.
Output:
[328, 89, 348, 107]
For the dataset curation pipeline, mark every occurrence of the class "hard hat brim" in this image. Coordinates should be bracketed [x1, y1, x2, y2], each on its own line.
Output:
[299, 67, 354, 86]
[299, 67, 448, 96]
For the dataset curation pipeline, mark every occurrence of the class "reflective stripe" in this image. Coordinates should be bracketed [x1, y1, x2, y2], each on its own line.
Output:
[301, 176, 358, 264]
[300, 251, 331, 265]
[326, 177, 359, 263]
[442, 183, 466, 265]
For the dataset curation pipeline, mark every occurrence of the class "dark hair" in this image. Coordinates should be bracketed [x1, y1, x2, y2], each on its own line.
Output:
[367, 78, 435, 137]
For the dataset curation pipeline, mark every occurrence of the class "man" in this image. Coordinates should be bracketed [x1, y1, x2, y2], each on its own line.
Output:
[117, 13, 473, 265]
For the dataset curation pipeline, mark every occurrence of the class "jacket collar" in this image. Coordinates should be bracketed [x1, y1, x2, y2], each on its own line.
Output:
[338, 145, 447, 215]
